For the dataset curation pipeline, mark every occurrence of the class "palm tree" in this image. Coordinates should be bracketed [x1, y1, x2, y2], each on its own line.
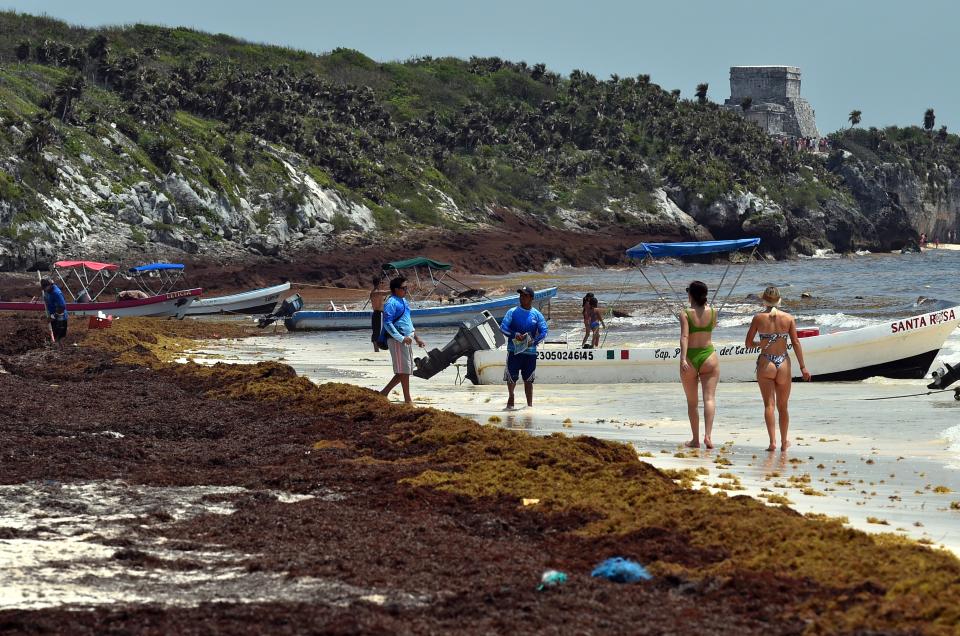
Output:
[923, 108, 936, 132]
[15, 40, 30, 64]
[53, 72, 85, 122]
[848, 110, 862, 127]
[85, 34, 109, 61]
[695, 83, 708, 104]
[22, 113, 56, 157]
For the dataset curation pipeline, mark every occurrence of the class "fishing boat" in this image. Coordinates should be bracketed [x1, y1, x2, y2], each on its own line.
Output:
[127, 263, 290, 316]
[286, 287, 558, 331]
[468, 239, 960, 384]
[0, 261, 201, 317]
[283, 256, 558, 331]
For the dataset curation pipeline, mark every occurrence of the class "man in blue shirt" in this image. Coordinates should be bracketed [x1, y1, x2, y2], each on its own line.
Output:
[500, 286, 548, 409]
[40, 277, 68, 343]
[379, 276, 425, 403]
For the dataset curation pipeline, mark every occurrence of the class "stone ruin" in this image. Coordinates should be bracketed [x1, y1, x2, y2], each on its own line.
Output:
[723, 66, 819, 138]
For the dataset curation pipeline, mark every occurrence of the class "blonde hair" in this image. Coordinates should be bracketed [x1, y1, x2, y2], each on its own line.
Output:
[762, 286, 781, 315]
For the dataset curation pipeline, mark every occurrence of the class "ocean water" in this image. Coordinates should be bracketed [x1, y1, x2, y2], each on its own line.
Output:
[192, 248, 960, 553]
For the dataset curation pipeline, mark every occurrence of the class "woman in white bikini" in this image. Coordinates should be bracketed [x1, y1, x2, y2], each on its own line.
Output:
[744, 286, 811, 452]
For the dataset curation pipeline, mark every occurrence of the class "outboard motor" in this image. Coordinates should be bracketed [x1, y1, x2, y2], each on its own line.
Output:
[928, 362, 960, 391]
[412, 311, 506, 380]
[257, 293, 303, 328]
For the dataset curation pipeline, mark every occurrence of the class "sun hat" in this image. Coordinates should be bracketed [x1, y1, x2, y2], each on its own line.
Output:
[761, 286, 781, 307]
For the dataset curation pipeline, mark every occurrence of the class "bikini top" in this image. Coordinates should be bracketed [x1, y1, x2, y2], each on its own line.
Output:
[686, 308, 715, 333]
[759, 332, 789, 344]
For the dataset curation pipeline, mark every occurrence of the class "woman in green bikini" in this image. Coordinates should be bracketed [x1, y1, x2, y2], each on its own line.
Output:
[679, 280, 719, 449]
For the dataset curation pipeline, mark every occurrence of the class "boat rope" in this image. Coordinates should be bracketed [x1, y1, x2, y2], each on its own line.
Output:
[711, 259, 734, 305]
[714, 245, 758, 319]
[599, 268, 636, 349]
[637, 260, 680, 318]
[864, 387, 960, 401]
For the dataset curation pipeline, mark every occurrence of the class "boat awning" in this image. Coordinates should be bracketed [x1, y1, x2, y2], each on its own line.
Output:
[383, 257, 452, 271]
[626, 238, 761, 259]
[129, 263, 186, 273]
[54, 260, 119, 271]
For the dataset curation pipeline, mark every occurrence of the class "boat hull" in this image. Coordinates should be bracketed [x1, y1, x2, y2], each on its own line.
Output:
[284, 287, 558, 331]
[185, 283, 290, 316]
[470, 307, 960, 384]
[0, 289, 202, 318]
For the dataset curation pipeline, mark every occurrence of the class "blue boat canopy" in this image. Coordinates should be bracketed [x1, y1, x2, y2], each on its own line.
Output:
[129, 263, 186, 273]
[626, 238, 761, 259]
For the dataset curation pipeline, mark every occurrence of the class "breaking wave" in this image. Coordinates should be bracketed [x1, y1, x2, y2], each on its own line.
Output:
[812, 313, 880, 330]
[942, 424, 960, 467]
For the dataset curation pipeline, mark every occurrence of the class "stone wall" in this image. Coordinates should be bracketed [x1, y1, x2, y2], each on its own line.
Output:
[724, 66, 819, 138]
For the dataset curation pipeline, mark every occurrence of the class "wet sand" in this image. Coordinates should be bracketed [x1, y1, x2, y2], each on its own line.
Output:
[2, 315, 960, 634]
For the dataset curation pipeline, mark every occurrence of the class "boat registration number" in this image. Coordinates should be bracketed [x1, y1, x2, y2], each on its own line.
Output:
[537, 350, 595, 361]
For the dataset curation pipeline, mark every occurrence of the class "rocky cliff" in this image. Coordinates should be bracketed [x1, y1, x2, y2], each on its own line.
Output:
[0, 14, 956, 274]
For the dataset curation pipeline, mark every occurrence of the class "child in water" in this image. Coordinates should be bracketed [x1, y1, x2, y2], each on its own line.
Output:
[589, 297, 605, 348]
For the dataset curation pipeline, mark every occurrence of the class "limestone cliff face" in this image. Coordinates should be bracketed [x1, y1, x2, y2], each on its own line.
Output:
[840, 160, 959, 240]
[1, 116, 953, 270]
[668, 181, 917, 257]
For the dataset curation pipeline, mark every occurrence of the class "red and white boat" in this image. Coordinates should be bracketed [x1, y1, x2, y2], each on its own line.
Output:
[0, 261, 201, 318]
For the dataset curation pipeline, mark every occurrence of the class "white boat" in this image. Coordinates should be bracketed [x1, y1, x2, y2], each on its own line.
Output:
[127, 263, 290, 316]
[285, 287, 558, 331]
[469, 306, 960, 384]
[185, 282, 291, 316]
[468, 237, 960, 385]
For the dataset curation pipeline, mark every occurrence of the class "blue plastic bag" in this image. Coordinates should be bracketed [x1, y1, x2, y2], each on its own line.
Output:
[590, 557, 652, 583]
[537, 569, 568, 591]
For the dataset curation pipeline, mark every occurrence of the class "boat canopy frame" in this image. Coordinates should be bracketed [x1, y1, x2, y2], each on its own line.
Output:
[51, 260, 120, 302]
[380, 257, 489, 303]
[625, 238, 761, 318]
[128, 263, 186, 295]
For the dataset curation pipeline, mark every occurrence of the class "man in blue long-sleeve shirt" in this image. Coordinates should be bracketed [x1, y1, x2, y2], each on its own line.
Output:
[40, 277, 68, 343]
[500, 286, 548, 409]
[379, 276, 425, 403]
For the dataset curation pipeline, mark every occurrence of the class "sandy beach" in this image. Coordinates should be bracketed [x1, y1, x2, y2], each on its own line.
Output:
[0, 314, 957, 633]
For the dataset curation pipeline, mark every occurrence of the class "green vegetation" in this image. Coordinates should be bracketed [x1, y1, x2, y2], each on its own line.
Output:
[0, 9, 845, 236]
[1, 10, 956, 255]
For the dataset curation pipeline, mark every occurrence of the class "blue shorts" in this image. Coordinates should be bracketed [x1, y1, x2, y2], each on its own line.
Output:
[504, 351, 537, 383]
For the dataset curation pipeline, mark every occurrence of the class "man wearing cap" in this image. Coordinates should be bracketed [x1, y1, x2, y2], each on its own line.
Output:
[379, 276, 425, 403]
[499, 286, 548, 409]
[40, 277, 68, 343]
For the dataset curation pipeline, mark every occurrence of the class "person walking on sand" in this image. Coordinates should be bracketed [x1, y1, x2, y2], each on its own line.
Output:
[745, 286, 812, 452]
[40, 278, 68, 344]
[679, 281, 719, 449]
[500, 286, 548, 409]
[580, 292, 595, 348]
[379, 276, 424, 404]
[588, 296, 605, 349]
[369, 276, 389, 352]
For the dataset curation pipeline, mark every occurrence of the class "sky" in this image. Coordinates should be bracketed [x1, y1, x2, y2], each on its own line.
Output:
[3, 0, 957, 133]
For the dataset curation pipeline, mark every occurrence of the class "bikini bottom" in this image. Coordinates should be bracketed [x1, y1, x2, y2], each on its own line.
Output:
[758, 353, 789, 370]
[686, 345, 715, 372]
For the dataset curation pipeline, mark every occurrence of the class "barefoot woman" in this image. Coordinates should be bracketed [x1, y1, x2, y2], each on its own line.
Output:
[679, 281, 719, 449]
[745, 286, 811, 451]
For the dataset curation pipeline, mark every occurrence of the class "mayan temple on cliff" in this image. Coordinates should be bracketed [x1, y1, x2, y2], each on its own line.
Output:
[723, 66, 819, 138]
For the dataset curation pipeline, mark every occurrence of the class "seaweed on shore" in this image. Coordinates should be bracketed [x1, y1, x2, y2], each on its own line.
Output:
[2, 314, 959, 634]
